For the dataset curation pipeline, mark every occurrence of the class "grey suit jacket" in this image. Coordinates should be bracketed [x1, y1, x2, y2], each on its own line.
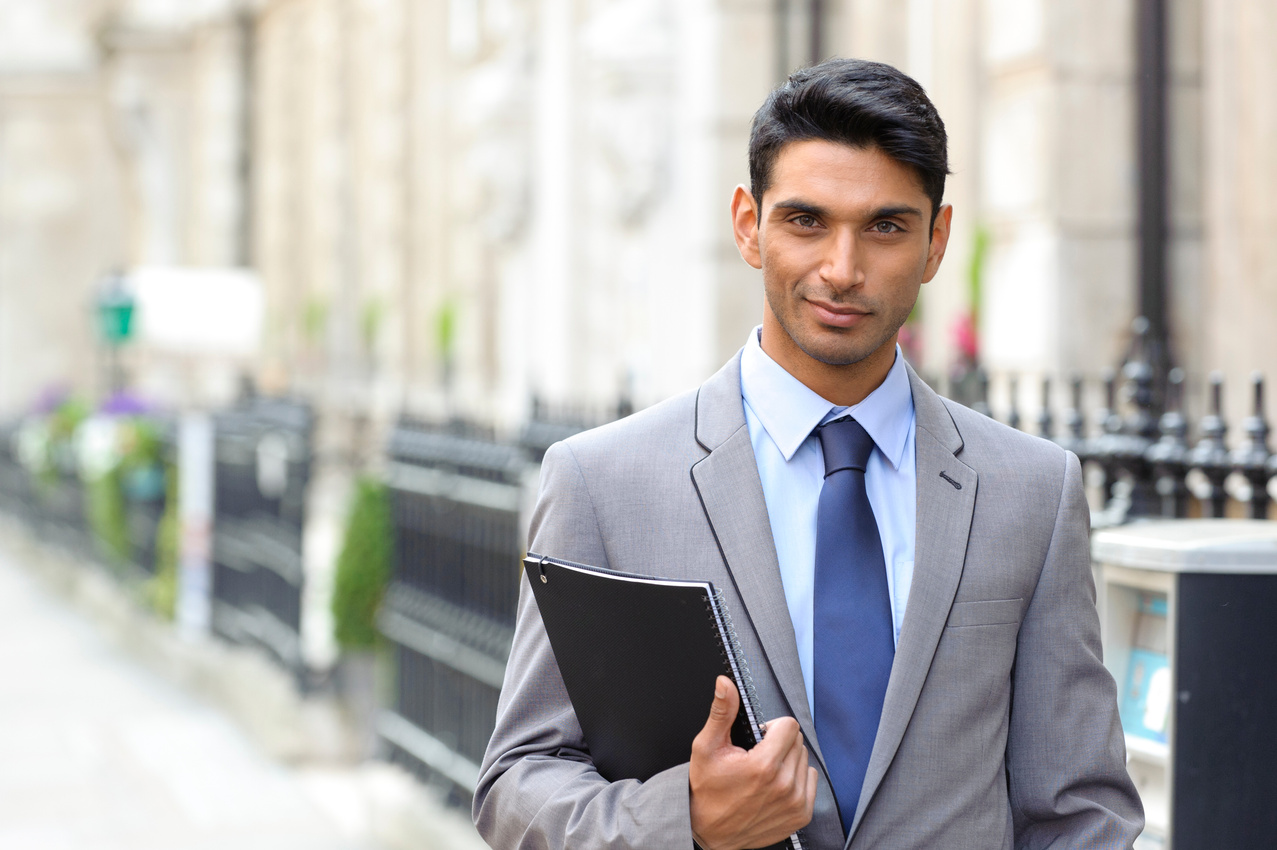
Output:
[474, 352, 1143, 849]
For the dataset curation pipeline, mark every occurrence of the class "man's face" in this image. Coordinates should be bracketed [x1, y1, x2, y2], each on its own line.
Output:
[732, 140, 951, 397]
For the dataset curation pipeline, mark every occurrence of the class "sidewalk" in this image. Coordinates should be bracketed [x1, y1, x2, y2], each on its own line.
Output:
[0, 526, 485, 850]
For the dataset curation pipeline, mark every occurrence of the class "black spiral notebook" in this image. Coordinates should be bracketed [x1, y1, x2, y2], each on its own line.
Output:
[524, 553, 803, 850]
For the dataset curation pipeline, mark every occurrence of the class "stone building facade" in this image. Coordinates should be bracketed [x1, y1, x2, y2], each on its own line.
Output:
[0, 0, 125, 414]
[0, 0, 1274, 435]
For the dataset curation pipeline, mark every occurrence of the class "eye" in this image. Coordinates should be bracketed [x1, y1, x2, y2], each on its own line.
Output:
[791, 214, 819, 229]
[872, 220, 903, 234]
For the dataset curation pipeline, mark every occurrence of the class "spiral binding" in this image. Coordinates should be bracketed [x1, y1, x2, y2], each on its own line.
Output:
[705, 587, 806, 850]
[713, 587, 764, 731]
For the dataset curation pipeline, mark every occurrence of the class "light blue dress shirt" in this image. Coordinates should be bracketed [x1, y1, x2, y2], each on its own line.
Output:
[739, 327, 917, 714]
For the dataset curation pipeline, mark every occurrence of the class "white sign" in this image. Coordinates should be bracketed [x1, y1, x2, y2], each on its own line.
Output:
[177, 413, 215, 639]
[127, 266, 264, 357]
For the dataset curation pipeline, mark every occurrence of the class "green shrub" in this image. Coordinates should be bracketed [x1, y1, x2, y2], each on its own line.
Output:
[119, 417, 163, 472]
[87, 465, 130, 564]
[332, 477, 394, 650]
[144, 464, 180, 620]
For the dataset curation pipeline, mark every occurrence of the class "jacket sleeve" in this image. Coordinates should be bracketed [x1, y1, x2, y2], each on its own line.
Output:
[472, 440, 695, 849]
[1007, 451, 1145, 848]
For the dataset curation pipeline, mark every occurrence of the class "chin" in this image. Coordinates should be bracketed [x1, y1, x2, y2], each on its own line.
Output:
[797, 336, 877, 368]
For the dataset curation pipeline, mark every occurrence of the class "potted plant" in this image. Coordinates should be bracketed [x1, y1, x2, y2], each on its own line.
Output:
[331, 475, 394, 756]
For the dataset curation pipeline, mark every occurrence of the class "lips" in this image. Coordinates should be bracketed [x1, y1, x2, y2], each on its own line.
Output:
[807, 299, 869, 328]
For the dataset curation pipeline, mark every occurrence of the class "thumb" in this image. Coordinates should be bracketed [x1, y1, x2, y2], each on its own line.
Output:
[699, 675, 740, 747]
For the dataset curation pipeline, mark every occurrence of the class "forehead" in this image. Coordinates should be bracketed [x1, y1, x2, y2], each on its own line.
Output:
[764, 140, 928, 210]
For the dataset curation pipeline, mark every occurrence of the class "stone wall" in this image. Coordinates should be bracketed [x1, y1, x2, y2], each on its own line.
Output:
[251, 0, 779, 432]
[0, 3, 127, 414]
[2, 0, 1275, 435]
[1201, 0, 1277, 429]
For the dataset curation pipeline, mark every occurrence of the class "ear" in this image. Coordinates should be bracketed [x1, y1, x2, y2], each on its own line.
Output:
[922, 203, 953, 284]
[730, 184, 763, 270]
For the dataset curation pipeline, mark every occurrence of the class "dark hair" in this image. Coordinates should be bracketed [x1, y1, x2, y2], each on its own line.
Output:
[748, 58, 950, 223]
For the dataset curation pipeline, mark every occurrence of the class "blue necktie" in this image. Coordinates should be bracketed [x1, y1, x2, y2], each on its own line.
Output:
[813, 417, 894, 832]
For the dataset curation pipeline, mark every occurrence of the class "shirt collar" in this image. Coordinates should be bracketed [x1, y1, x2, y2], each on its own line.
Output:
[739, 326, 915, 470]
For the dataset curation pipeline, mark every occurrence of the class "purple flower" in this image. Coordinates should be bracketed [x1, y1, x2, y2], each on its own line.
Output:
[99, 391, 153, 416]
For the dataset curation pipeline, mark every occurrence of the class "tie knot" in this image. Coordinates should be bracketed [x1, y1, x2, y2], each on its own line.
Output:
[817, 417, 875, 476]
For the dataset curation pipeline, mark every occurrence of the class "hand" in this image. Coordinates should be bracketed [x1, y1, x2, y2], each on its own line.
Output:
[689, 676, 817, 850]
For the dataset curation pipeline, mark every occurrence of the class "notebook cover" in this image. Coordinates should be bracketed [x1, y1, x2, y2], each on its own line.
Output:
[525, 554, 754, 782]
[524, 555, 798, 850]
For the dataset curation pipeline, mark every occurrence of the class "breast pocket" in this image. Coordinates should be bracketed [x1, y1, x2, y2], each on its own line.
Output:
[945, 598, 1024, 628]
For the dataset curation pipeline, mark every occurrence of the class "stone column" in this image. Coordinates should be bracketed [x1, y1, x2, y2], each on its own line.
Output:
[978, 0, 1139, 417]
[1201, 0, 1277, 429]
[0, 3, 128, 412]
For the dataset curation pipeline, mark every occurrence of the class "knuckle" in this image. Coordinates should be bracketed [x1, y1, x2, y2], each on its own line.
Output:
[747, 759, 774, 787]
[790, 782, 807, 807]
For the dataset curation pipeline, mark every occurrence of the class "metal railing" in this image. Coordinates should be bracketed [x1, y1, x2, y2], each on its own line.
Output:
[209, 397, 313, 678]
[0, 423, 36, 527]
[377, 419, 530, 799]
[958, 333, 1275, 525]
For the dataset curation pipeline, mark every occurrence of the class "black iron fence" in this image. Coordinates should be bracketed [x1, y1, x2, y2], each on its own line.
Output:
[0, 423, 36, 528]
[0, 397, 313, 681]
[5, 349, 1271, 807]
[209, 397, 314, 678]
[375, 407, 627, 800]
[963, 363, 1276, 525]
[377, 419, 532, 799]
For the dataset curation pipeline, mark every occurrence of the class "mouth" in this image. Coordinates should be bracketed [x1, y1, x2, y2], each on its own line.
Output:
[807, 299, 870, 328]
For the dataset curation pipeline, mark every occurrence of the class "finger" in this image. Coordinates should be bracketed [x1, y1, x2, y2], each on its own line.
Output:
[781, 730, 801, 775]
[695, 676, 740, 749]
[777, 727, 805, 781]
[753, 715, 800, 759]
[805, 766, 818, 813]
[790, 743, 814, 798]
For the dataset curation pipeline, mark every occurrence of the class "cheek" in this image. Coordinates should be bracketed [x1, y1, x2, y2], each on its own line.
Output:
[761, 240, 820, 284]
[759, 251, 796, 294]
[868, 246, 930, 290]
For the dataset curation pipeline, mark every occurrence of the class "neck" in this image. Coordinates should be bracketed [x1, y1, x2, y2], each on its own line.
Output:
[759, 323, 898, 407]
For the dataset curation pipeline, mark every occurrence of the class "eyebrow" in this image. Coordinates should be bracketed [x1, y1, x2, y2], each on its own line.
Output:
[872, 205, 925, 219]
[768, 199, 925, 220]
[769, 199, 829, 218]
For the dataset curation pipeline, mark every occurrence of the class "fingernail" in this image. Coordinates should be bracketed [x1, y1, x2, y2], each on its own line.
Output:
[715, 679, 725, 699]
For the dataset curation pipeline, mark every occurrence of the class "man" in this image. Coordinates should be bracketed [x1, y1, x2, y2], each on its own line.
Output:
[474, 59, 1143, 849]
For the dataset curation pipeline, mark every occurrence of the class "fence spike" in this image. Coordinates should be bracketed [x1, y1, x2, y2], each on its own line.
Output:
[972, 368, 992, 419]
[1037, 377, 1053, 439]
[1008, 375, 1021, 431]
[1055, 374, 1086, 457]
[1065, 374, 1085, 442]
[1089, 368, 1123, 507]
[1149, 367, 1190, 517]
[1099, 368, 1122, 436]
[1231, 371, 1272, 519]
[1188, 371, 1230, 517]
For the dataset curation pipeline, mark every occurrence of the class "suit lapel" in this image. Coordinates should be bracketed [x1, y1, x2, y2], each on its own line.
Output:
[688, 353, 826, 769]
[689, 354, 980, 843]
[848, 367, 978, 840]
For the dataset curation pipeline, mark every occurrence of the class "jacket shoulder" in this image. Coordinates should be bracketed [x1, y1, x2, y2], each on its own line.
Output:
[548, 386, 704, 471]
[939, 396, 1073, 473]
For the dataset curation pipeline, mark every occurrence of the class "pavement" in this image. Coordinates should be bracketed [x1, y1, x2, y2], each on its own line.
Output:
[0, 522, 488, 850]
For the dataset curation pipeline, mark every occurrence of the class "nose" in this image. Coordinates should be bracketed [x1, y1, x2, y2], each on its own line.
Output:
[819, 228, 863, 291]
